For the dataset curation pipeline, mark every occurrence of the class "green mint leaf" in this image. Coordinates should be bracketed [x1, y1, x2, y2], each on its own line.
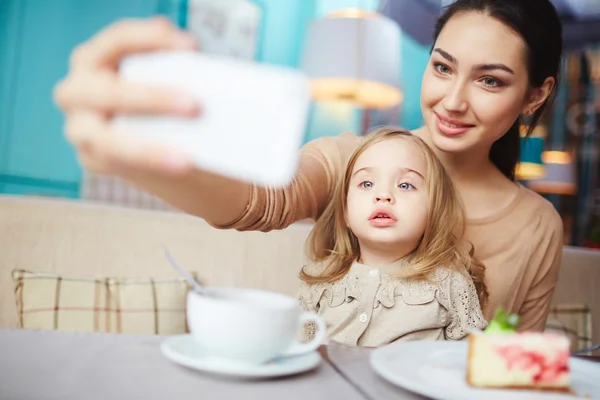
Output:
[484, 307, 519, 333]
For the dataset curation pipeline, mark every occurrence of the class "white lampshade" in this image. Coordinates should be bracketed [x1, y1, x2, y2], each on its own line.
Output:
[301, 11, 403, 109]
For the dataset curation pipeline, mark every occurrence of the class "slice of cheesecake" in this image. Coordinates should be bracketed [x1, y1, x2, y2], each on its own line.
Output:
[466, 308, 571, 392]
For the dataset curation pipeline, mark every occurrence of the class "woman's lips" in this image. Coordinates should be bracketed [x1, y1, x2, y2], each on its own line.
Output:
[435, 112, 475, 136]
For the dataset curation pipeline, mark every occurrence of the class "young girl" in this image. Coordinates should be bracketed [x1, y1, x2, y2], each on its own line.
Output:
[299, 127, 488, 346]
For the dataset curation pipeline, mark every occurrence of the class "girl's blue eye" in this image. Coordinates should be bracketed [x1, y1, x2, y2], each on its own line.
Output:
[360, 181, 373, 189]
[399, 182, 415, 190]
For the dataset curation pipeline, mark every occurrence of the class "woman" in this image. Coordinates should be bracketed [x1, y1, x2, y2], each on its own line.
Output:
[54, 0, 564, 331]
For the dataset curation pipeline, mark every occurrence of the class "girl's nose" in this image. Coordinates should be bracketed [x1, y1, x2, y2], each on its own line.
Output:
[374, 192, 395, 204]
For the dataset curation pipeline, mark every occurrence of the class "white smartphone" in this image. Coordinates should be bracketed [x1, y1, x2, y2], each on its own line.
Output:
[112, 51, 311, 187]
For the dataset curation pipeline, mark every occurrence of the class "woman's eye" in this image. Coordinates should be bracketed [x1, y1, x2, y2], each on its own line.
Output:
[481, 77, 504, 88]
[360, 181, 373, 189]
[434, 63, 451, 74]
[398, 182, 415, 190]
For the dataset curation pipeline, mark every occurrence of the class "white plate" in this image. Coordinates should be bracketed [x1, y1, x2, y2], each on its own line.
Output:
[370, 340, 600, 400]
[161, 334, 322, 379]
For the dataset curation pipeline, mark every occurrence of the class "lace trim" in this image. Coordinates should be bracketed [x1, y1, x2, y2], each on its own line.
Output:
[442, 270, 488, 339]
[298, 266, 452, 310]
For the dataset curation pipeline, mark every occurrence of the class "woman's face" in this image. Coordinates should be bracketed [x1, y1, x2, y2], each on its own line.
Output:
[421, 11, 531, 155]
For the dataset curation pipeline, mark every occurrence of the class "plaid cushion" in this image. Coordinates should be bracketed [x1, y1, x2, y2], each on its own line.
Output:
[546, 303, 593, 353]
[12, 269, 194, 335]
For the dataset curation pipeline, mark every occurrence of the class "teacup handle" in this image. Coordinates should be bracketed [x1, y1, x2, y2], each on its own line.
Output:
[280, 311, 326, 358]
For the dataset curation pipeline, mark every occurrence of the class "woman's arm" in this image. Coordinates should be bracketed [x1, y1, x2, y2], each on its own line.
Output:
[54, 17, 359, 230]
[124, 133, 354, 230]
[210, 133, 359, 231]
[118, 166, 252, 227]
[517, 210, 564, 331]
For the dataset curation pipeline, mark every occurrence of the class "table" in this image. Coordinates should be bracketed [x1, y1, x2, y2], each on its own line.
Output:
[324, 341, 428, 400]
[1, 329, 597, 400]
[0, 329, 365, 400]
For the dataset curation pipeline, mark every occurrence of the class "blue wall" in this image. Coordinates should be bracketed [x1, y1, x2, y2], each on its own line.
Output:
[400, 33, 429, 130]
[0, 0, 181, 197]
[255, 0, 317, 67]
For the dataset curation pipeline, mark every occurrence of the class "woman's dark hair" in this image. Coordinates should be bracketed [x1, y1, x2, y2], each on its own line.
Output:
[433, 0, 563, 180]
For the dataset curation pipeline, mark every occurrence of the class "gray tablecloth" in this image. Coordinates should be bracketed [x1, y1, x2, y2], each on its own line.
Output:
[0, 329, 366, 400]
[326, 341, 428, 400]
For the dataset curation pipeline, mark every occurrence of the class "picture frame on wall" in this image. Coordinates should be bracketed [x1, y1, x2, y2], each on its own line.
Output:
[186, 0, 264, 61]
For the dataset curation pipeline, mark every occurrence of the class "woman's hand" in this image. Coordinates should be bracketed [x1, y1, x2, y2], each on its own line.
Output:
[53, 17, 201, 176]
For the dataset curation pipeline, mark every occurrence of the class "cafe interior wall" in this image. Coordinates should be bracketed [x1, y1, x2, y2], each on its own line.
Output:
[536, 47, 600, 249]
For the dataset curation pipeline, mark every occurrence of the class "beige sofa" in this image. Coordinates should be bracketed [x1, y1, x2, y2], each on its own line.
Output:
[1, 195, 598, 347]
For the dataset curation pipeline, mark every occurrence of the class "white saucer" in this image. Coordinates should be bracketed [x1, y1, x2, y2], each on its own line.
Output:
[161, 335, 322, 379]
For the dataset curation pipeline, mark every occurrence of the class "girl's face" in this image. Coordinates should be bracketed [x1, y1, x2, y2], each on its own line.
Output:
[345, 138, 428, 255]
[420, 11, 531, 156]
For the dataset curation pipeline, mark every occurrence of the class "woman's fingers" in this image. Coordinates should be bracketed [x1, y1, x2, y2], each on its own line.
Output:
[65, 110, 194, 175]
[54, 69, 200, 116]
[71, 17, 197, 70]
[53, 18, 202, 116]
[101, 132, 195, 176]
[65, 110, 112, 173]
[55, 17, 200, 178]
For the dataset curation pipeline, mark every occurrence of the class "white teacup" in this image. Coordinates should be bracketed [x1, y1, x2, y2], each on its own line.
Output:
[187, 287, 326, 365]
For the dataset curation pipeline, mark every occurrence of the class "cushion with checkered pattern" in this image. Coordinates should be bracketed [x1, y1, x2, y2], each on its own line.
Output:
[12, 269, 193, 335]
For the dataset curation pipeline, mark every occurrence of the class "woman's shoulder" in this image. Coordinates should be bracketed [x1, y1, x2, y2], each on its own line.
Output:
[468, 185, 563, 256]
[516, 185, 563, 231]
[475, 184, 562, 233]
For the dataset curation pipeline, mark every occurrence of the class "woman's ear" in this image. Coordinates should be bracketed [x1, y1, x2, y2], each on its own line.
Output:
[522, 77, 555, 116]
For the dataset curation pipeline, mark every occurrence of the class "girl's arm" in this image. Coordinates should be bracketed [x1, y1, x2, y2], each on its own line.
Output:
[444, 270, 489, 340]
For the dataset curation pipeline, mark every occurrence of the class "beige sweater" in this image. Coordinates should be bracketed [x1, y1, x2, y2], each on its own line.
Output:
[298, 261, 488, 346]
[214, 132, 563, 331]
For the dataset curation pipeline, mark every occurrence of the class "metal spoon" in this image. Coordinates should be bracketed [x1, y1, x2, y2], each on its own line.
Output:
[163, 248, 207, 295]
[572, 343, 600, 356]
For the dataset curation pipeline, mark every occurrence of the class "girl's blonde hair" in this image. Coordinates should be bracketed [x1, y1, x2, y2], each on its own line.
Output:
[300, 127, 488, 308]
